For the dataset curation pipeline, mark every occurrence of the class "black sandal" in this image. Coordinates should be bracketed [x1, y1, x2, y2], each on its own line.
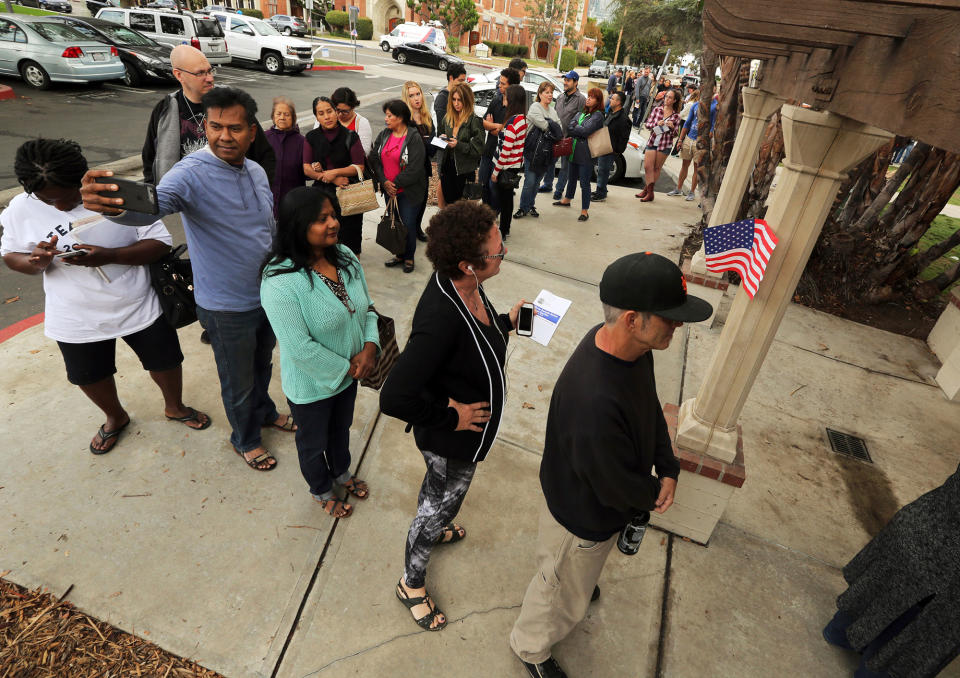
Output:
[89, 420, 129, 455]
[395, 580, 447, 631]
[315, 496, 353, 517]
[435, 523, 466, 545]
[233, 446, 277, 471]
[165, 406, 211, 430]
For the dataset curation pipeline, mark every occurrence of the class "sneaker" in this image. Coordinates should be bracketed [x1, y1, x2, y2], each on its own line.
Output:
[513, 208, 527, 219]
[666, 188, 683, 197]
[538, 185, 553, 193]
[685, 192, 695, 201]
[521, 656, 568, 678]
[591, 193, 606, 202]
[529, 207, 539, 218]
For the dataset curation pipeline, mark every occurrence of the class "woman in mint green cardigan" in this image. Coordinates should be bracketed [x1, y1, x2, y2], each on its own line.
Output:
[260, 187, 380, 518]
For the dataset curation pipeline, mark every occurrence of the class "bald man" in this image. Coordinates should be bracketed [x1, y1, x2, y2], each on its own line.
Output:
[141, 45, 275, 185]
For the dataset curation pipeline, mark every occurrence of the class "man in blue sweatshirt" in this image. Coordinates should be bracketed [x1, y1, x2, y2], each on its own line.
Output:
[80, 87, 295, 472]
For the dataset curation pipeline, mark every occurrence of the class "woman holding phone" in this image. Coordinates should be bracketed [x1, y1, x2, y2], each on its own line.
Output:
[436, 83, 484, 204]
[637, 88, 681, 203]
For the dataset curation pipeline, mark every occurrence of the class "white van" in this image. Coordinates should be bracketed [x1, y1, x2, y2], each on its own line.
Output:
[379, 22, 446, 52]
[95, 7, 230, 64]
[208, 11, 312, 74]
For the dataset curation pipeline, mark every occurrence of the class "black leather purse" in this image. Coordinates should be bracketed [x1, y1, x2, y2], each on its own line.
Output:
[149, 244, 197, 329]
[498, 168, 521, 190]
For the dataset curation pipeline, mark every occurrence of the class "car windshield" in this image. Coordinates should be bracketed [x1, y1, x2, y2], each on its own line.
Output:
[250, 18, 280, 36]
[195, 17, 223, 37]
[30, 22, 91, 42]
[98, 23, 155, 45]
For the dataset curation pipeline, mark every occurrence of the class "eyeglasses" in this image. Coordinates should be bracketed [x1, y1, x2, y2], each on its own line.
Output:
[482, 243, 506, 260]
[336, 107, 352, 115]
[176, 66, 218, 78]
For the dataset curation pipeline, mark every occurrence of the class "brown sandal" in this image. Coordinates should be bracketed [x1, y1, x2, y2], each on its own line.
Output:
[233, 446, 277, 471]
[316, 496, 352, 518]
[343, 476, 369, 500]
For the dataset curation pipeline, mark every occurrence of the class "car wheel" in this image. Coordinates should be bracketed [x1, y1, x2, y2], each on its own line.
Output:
[438, 59, 447, 71]
[20, 61, 51, 90]
[121, 61, 142, 87]
[610, 154, 626, 184]
[396, 52, 407, 64]
[381, 41, 390, 52]
[283, 27, 291, 35]
[262, 51, 283, 74]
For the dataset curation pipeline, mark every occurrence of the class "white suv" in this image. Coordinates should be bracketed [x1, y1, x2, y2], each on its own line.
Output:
[95, 7, 229, 65]
[208, 11, 312, 74]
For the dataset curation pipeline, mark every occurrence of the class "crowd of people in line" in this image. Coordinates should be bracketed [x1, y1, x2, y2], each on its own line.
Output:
[4, 44, 940, 678]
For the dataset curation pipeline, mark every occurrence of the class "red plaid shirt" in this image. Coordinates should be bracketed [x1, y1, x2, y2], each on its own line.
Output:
[644, 105, 681, 152]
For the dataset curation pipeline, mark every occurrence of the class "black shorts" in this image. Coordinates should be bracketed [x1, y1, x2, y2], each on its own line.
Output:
[57, 315, 184, 386]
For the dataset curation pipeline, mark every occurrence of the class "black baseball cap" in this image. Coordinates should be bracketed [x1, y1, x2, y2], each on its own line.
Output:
[599, 252, 713, 323]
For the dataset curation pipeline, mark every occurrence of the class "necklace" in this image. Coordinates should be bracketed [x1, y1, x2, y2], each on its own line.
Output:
[182, 95, 205, 135]
[454, 281, 483, 315]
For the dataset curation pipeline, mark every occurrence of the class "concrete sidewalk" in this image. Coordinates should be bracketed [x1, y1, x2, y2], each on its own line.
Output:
[2, 180, 959, 677]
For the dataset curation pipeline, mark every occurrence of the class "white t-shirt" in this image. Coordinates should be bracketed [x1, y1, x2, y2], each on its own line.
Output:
[0, 193, 172, 343]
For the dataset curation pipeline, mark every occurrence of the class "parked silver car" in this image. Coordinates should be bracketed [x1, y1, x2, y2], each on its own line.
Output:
[266, 14, 307, 37]
[0, 14, 124, 89]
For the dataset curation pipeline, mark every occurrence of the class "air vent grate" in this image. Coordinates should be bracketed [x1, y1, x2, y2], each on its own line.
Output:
[826, 429, 871, 463]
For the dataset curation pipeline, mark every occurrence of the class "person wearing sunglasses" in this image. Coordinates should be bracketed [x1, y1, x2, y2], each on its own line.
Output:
[380, 200, 528, 632]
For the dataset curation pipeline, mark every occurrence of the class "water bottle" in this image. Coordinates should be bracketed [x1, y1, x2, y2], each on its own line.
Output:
[617, 511, 650, 555]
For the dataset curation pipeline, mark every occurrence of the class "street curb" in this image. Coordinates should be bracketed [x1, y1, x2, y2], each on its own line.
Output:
[309, 65, 364, 71]
[310, 36, 369, 49]
[0, 313, 44, 344]
[0, 153, 143, 210]
[0, 85, 14, 101]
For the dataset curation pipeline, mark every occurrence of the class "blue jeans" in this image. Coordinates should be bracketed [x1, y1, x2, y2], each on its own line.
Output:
[595, 154, 614, 198]
[547, 157, 569, 198]
[396, 192, 422, 261]
[196, 305, 279, 453]
[287, 381, 357, 499]
[564, 161, 593, 210]
[519, 159, 547, 212]
[478, 155, 499, 211]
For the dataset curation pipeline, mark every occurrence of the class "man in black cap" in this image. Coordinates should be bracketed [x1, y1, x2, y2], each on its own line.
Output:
[510, 252, 713, 678]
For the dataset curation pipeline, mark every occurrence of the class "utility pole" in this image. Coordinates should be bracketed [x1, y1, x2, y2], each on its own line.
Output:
[555, 0, 570, 71]
[612, 3, 627, 63]
[4, 0, 14, 12]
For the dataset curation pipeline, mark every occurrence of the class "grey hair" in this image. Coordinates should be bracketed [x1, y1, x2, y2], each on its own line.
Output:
[602, 304, 652, 326]
[271, 96, 297, 121]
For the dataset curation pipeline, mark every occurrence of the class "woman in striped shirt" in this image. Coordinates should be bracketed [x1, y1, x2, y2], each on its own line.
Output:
[491, 84, 528, 239]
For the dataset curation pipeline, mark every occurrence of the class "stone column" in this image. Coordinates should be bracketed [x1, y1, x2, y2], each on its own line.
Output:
[690, 87, 785, 275]
[676, 105, 893, 462]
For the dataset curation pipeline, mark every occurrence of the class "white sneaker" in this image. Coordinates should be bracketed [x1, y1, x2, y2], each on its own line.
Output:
[666, 188, 683, 197]
[685, 192, 695, 201]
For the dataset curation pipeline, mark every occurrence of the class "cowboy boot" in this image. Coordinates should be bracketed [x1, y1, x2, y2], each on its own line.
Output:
[640, 182, 655, 202]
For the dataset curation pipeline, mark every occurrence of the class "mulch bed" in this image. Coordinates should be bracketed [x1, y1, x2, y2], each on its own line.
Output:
[0, 577, 222, 678]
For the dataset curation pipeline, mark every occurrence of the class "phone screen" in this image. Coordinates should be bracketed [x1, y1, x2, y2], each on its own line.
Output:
[518, 304, 534, 335]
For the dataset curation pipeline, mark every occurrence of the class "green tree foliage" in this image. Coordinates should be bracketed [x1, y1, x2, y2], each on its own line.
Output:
[325, 9, 348, 30]
[406, 0, 479, 36]
[524, 0, 579, 58]
[620, 0, 702, 57]
[558, 47, 576, 71]
[357, 16, 373, 39]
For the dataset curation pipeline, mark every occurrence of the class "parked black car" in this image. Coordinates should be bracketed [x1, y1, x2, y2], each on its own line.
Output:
[18, 0, 72, 12]
[391, 42, 461, 72]
[85, 0, 120, 15]
[50, 16, 173, 87]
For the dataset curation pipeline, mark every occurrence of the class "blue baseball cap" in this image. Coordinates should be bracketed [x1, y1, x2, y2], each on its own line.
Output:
[563, 70, 580, 81]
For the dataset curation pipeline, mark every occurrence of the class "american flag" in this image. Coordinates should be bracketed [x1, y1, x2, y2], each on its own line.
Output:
[704, 218, 778, 298]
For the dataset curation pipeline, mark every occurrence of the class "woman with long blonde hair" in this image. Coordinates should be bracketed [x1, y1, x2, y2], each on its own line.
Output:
[402, 80, 435, 241]
[436, 82, 484, 203]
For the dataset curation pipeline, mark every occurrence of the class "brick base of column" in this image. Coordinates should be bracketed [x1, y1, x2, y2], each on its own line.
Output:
[681, 257, 729, 291]
[648, 403, 746, 545]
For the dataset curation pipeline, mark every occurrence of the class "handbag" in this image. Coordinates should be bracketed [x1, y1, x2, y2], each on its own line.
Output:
[149, 243, 197, 329]
[375, 195, 408, 256]
[463, 170, 482, 200]
[498, 168, 521, 190]
[588, 126, 613, 158]
[552, 136, 573, 158]
[336, 165, 380, 216]
[360, 307, 399, 390]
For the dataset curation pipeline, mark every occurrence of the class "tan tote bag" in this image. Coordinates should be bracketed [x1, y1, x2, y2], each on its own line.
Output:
[587, 126, 614, 158]
[336, 165, 380, 216]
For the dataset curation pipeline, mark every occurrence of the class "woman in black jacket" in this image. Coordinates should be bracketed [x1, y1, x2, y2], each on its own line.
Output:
[380, 200, 526, 632]
[367, 99, 427, 273]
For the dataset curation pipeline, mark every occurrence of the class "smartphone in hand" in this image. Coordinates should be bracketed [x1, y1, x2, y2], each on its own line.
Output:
[517, 303, 534, 337]
[94, 177, 159, 215]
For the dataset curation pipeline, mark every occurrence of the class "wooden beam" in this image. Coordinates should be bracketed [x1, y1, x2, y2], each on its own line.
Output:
[716, 0, 913, 39]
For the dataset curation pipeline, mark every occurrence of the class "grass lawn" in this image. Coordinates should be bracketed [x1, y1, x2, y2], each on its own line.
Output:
[949, 187, 960, 207]
[10, 4, 58, 14]
[313, 58, 353, 66]
[917, 214, 960, 291]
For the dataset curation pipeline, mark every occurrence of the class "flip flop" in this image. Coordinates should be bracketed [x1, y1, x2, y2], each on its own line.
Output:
[89, 420, 129, 455]
[264, 414, 296, 433]
[165, 406, 211, 430]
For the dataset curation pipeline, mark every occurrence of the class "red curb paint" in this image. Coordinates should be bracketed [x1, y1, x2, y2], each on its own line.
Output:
[0, 312, 44, 344]
[307, 65, 364, 71]
[0, 85, 14, 101]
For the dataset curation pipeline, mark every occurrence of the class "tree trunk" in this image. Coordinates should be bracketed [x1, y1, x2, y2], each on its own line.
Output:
[739, 109, 784, 221]
[700, 56, 746, 227]
[692, 44, 718, 230]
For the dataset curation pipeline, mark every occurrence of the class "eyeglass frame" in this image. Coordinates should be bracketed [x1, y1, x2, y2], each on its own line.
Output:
[482, 243, 506, 260]
[175, 65, 218, 78]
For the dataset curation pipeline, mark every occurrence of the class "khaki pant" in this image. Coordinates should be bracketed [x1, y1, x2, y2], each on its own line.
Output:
[510, 502, 618, 664]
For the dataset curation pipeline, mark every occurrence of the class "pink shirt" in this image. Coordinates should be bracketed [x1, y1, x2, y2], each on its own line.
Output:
[381, 132, 405, 190]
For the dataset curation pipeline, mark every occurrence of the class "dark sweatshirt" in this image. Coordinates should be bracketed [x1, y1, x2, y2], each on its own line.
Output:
[540, 325, 680, 541]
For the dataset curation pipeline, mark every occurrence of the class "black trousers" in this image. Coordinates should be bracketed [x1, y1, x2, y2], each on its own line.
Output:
[496, 180, 516, 235]
[440, 171, 470, 204]
[287, 381, 358, 498]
